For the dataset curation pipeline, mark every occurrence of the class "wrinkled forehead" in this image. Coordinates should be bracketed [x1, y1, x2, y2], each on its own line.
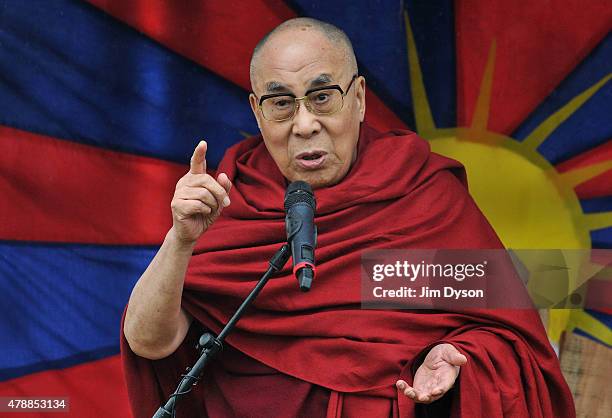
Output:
[251, 28, 350, 94]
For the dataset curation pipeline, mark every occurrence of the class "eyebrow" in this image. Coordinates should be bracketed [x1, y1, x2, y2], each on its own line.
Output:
[263, 74, 335, 94]
[264, 81, 290, 94]
[308, 74, 333, 88]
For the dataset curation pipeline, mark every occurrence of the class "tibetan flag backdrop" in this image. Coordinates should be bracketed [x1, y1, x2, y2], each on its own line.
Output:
[0, 1, 610, 416]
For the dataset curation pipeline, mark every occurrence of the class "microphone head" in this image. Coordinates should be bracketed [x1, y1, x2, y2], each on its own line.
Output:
[284, 181, 315, 211]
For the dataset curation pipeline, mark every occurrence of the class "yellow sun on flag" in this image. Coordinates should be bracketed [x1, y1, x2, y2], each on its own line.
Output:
[403, 12, 612, 345]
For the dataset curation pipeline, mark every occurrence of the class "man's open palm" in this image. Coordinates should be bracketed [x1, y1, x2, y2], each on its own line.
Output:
[396, 343, 467, 404]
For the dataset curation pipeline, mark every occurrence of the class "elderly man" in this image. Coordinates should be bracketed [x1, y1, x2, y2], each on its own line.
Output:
[122, 18, 574, 418]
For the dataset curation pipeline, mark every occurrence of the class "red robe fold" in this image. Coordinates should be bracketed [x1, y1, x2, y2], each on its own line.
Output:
[121, 124, 575, 417]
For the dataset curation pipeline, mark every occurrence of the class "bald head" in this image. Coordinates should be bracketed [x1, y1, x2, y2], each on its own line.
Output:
[250, 18, 358, 91]
[246, 17, 366, 189]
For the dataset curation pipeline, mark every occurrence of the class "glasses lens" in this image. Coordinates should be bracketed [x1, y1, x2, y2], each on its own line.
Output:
[307, 89, 342, 115]
[261, 96, 296, 121]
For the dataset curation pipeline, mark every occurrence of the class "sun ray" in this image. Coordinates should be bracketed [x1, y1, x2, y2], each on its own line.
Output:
[470, 40, 497, 132]
[410, 18, 611, 350]
[559, 160, 612, 188]
[566, 309, 612, 347]
[523, 73, 612, 151]
[403, 10, 436, 135]
[582, 211, 612, 231]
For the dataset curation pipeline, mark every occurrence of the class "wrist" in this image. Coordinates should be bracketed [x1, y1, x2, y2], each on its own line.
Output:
[166, 227, 198, 253]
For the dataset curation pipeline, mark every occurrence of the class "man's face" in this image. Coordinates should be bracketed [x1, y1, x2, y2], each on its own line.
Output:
[249, 29, 366, 189]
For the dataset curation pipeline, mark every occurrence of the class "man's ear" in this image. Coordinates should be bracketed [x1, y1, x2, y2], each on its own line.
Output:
[249, 93, 262, 131]
[355, 76, 366, 122]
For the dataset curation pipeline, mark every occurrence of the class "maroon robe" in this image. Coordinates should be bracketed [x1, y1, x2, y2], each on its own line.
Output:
[121, 124, 575, 417]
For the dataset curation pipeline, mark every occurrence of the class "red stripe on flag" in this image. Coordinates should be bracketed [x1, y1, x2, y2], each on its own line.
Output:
[86, 0, 294, 91]
[86, 0, 407, 131]
[555, 140, 612, 199]
[0, 355, 131, 418]
[0, 126, 185, 244]
[456, 0, 611, 134]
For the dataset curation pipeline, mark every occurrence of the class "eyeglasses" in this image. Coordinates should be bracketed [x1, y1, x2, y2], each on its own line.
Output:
[256, 75, 358, 122]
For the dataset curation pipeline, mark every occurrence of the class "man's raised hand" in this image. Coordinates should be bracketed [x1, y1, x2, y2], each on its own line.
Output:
[170, 141, 232, 244]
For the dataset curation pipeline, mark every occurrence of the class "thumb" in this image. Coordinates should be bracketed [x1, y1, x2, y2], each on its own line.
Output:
[443, 345, 467, 366]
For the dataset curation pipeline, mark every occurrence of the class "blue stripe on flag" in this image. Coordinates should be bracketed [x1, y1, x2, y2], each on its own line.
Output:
[0, 0, 258, 166]
[0, 242, 155, 381]
[591, 227, 612, 249]
[580, 196, 612, 214]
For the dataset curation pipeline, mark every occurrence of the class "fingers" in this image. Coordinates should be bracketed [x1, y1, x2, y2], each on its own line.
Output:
[396, 380, 417, 400]
[184, 175, 230, 209]
[396, 345, 465, 405]
[178, 187, 223, 212]
[186, 174, 230, 208]
[176, 140, 233, 228]
[396, 380, 432, 403]
[190, 140, 207, 175]
[172, 199, 212, 218]
[396, 380, 447, 404]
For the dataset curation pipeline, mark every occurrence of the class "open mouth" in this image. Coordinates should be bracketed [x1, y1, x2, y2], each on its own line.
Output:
[296, 150, 327, 169]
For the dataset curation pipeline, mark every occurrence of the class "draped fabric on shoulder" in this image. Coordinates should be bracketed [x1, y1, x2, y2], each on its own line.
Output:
[121, 124, 575, 418]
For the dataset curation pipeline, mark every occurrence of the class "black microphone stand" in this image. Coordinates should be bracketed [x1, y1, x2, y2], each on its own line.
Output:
[152, 244, 291, 418]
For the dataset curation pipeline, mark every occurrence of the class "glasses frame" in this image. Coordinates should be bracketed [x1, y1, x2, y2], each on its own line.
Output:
[256, 74, 358, 122]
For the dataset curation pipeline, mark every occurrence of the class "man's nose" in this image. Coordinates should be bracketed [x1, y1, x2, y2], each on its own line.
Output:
[291, 100, 321, 139]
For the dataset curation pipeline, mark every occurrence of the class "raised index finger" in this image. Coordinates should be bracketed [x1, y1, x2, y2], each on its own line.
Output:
[190, 140, 207, 174]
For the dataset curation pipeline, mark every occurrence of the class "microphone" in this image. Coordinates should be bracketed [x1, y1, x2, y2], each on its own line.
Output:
[284, 181, 317, 291]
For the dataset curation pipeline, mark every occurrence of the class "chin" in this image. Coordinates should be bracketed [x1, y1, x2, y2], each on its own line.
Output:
[290, 171, 341, 190]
